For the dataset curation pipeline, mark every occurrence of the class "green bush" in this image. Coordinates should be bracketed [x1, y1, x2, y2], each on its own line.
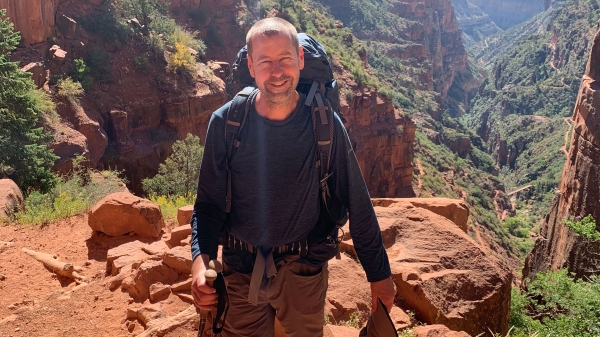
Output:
[142, 133, 204, 197]
[133, 54, 151, 72]
[510, 269, 600, 337]
[565, 215, 600, 241]
[4, 157, 126, 225]
[57, 77, 84, 104]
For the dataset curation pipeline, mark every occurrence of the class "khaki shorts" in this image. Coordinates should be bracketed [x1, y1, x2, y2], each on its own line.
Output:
[222, 256, 329, 337]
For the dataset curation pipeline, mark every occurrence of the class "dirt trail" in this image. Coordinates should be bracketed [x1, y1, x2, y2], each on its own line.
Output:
[0, 217, 195, 337]
[561, 117, 573, 156]
[507, 185, 533, 196]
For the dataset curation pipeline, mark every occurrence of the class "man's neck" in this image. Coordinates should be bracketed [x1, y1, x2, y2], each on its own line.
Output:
[254, 91, 300, 122]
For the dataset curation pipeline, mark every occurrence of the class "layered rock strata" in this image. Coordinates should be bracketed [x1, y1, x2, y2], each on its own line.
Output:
[342, 91, 416, 197]
[0, 0, 59, 45]
[467, 0, 545, 30]
[524, 26, 600, 280]
[342, 199, 512, 336]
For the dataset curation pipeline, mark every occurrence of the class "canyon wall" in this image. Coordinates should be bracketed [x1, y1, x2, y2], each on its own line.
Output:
[0, 0, 60, 45]
[467, 0, 545, 30]
[523, 24, 600, 280]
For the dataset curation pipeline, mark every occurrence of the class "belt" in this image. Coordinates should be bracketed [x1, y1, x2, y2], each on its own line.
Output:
[225, 232, 309, 305]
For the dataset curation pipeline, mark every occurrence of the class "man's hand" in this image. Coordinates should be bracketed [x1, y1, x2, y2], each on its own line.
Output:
[370, 277, 396, 312]
[191, 254, 218, 311]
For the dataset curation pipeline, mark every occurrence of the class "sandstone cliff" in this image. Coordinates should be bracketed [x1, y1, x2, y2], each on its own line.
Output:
[523, 24, 600, 280]
[467, 0, 545, 30]
[0, 0, 59, 45]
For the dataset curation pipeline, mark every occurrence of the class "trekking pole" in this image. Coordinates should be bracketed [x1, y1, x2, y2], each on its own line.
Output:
[209, 260, 223, 337]
[197, 260, 223, 337]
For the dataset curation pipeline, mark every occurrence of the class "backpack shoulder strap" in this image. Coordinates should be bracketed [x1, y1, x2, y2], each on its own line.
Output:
[225, 86, 258, 213]
[307, 81, 335, 209]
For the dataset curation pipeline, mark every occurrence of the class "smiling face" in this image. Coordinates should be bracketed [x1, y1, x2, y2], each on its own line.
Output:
[247, 32, 304, 108]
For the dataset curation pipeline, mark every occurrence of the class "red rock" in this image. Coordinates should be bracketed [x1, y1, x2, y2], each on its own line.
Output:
[47, 124, 89, 174]
[57, 14, 77, 39]
[106, 240, 149, 275]
[129, 303, 166, 326]
[175, 293, 193, 303]
[524, 25, 600, 280]
[0, 179, 24, 218]
[0, 0, 59, 45]
[142, 240, 170, 257]
[21, 62, 45, 89]
[413, 325, 471, 337]
[177, 206, 194, 226]
[171, 278, 192, 292]
[163, 246, 193, 274]
[325, 255, 371, 325]
[374, 200, 511, 336]
[107, 264, 132, 291]
[149, 282, 171, 302]
[88, 192, 164, 238]
[372, 198, 470, 232]
[324, 324, 360, 337]
[167, 224, 192, 248]
[389, 306, 411, 329]
[121, 260, 178, 301]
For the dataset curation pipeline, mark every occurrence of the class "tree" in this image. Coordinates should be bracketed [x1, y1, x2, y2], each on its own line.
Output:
[0, 10, 58, 193]
[119, 0, 168, 36]
[142, 133, 203, 197]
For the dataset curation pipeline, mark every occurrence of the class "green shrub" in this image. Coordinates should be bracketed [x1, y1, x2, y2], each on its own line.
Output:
[167, 26, 206, 56]
[188, 8, 208, 24]
[565, 215, 600, 241]
[205, 24, 224, 48]
[142, 133, 204, 197]
[133, 54, 151, 72]
[149, 194, 196, 223]
[510, 269, 600, 337]
[5, 158, 126, 225]
[56, 77, 84, 104]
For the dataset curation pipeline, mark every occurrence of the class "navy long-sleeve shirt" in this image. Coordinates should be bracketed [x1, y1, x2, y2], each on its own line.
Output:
[190, 93, 391, 282]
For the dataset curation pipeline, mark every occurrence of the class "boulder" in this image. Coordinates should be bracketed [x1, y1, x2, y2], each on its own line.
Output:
[121, 260, 178, 300]
[370, 200, 511, 336]
[106, 240, 150, 275]
[163, 246, 193, 274]
[149, 282, 171, 302]
[166, 224, 192, 247]
[372, 198, 469, 232]
[0, 179, 24, 218]
[88, 192, 164, 238]
[129, 303, 167, 326]
[325, 255, 372, 325]
[21, 62, 46, 89]
[413, 325, 471, 337]
[171, 278, 192, 292]
[47, 124, 89, 174]
[177, 205, 194, 226]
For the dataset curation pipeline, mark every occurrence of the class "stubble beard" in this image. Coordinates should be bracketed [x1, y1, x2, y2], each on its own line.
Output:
[259, 75, 298, 108]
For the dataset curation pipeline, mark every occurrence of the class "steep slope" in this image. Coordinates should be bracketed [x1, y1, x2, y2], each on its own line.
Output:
[524, 24, 600, 280]
[452, 0, 502, 46]
[463, 0, 600, 259]
[467, 0, 546, 30]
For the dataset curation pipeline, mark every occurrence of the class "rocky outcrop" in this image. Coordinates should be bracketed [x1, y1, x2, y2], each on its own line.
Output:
[342, 199, 512, 336]
[88, 192, 165, 238]
[452, 0, 501, 44]
[372, 198, 469, 232]
[320, 0, 473, 118]
[0, 0, 59, 45]
[467, 0, 545, 30]
[524, 25, 600, 280]
[342, 91, 416, 197]
[0, 179, 24, 218]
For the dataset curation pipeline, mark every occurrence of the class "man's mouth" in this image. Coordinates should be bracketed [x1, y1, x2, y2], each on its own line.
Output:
[268, 80, 288, 87]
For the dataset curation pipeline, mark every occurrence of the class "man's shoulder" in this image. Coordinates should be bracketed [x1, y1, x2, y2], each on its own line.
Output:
[211, 100, 233, 121]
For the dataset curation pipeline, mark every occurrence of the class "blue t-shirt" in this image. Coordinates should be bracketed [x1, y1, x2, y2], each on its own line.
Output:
[190, 93, 391, 282]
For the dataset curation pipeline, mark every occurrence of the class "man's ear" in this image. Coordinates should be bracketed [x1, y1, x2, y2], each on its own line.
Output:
[247, 53, 255, 78]
[298, 45, 305, 71]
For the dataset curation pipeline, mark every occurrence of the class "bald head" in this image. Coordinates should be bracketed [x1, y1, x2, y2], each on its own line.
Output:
[246, 18, 299, 60]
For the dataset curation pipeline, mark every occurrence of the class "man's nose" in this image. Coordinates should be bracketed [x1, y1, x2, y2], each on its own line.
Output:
[270, 61, 284, 77]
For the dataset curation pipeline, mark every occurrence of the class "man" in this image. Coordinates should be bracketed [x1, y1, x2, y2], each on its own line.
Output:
[190, 18, 395, 336]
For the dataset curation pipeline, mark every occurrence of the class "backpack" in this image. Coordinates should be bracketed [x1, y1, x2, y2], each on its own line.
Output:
[224, 33, 348, 229]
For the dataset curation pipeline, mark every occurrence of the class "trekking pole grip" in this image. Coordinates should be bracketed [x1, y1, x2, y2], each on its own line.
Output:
[198, 260, 221, 337]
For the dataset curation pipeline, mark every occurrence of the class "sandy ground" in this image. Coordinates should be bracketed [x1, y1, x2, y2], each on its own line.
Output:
[0, 215, 199, 337]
